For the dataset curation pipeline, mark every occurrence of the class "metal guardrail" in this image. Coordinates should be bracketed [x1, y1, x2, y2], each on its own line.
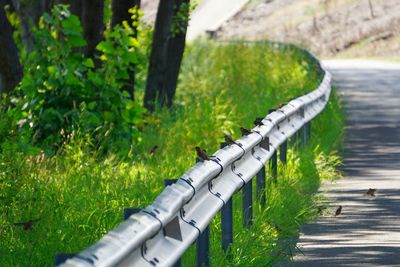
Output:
[57, 52, 332, 267]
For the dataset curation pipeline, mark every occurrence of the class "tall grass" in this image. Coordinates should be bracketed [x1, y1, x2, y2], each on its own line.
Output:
[0, 41, 344, 266]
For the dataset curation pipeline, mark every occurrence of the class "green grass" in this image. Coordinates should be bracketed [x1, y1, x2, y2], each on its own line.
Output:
[0, 41, 344, 266]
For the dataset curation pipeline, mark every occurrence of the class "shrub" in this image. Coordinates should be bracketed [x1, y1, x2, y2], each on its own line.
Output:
[5, 5, 146, 154]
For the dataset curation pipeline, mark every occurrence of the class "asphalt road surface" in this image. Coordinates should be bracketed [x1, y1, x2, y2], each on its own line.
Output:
[294, 60, 400, 266]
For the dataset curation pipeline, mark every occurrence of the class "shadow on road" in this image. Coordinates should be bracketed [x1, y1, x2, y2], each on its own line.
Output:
[295, 63, 400, 266]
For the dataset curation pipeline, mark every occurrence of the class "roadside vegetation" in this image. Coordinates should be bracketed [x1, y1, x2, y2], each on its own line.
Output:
[0, 6, 344, 267]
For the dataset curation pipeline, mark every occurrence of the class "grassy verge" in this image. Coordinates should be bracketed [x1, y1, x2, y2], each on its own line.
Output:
[0, 41, 344, 266]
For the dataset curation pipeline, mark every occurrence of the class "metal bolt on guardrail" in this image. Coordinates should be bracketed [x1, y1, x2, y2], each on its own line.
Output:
[57, 50, 331, 267]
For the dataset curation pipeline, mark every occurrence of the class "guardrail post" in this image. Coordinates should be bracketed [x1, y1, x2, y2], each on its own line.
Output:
[279, 141, 287, 164]
[164, 179, 182, 267]
[195, 158, 210, 267]
[268, 110, 278, 183]
[290, 131, 298, 149]
[242, 180, 253, 228]
[307, 121, 312, 141]
[256, 166, 266, 207]
[301, 123, 309, 146]
[270, 150, 278, 183]
[296, 131, 301, 149]
[197, 226, 210, 267]
[255, 117, 266, 207]
[220, 142, 233, 252]
[55, 253, 75, 266]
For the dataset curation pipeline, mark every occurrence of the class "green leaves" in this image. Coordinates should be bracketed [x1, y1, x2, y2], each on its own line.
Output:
[7, 4, 148, 154]
[170, 3, 193, 37]
[96, 40, 114, 54]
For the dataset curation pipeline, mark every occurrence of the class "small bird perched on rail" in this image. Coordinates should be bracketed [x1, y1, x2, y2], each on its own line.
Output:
[253, 118, 264, 127]
[317, 205, 327, 214]
[14, 218, 41, 231]
[224, 134, 236, 145]
[365, 188, 376, 197]
[335, 205, 342, 217]
[240, 127, 252, 136]
[195, 146, 209, 161]
[276, 103, 285, 109]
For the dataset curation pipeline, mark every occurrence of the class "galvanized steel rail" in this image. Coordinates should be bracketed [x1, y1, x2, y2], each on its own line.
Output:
[58, 52, 332, 267]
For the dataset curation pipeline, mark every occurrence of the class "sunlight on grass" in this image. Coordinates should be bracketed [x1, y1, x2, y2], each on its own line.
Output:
[0, 41, 344, 266]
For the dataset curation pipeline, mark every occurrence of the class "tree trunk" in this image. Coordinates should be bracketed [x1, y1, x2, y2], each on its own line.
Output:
[0, 1, 23, 94]
[143, 0, 175, 111]
[55, 0, 82, 18]
[54, 1, 103, 63]
[81, 0, 104, 62]
[111, 0, 140, 99]
[111, 0, 140, 29]
[10, 0, 51, 53]
[368, 0, 375, 18]
[163, 0, 190, 108]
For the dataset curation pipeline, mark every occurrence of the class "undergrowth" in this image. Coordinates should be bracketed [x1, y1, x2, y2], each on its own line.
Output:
[0, 41, 344, 266]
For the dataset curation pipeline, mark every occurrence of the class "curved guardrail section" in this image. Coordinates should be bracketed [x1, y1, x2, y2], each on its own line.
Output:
[59, 53, 332, 267]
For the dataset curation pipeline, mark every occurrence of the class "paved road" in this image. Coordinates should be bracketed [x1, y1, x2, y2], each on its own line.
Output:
[186, 0, 249, 41]
[294, 60, 400, 266]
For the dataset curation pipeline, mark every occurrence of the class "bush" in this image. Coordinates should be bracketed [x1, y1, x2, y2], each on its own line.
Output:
[3, 5, 146, 154]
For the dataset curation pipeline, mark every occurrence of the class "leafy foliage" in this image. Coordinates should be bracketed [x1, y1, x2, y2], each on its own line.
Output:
[5, 5, 146, 154]
[170, 3, 194, 37]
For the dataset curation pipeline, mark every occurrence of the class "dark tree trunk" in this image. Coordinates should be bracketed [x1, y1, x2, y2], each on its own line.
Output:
[10, 0, 52, 53]
[55, 0, 82, 18]
[368, 0, 375, 18]
[81, 0, 104, 62]
[111, 0, 140, 99]
[56, 0, 103, 61]
[0, 1, 23, 94]
[143, 0, 176, 111]
[163, 0, 190, 108]
[111, 0, 140, 29]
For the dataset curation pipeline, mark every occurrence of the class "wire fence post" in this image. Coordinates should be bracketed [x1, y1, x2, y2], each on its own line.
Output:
[195, 158, 210, 267]
[220, 142, 233, 252]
